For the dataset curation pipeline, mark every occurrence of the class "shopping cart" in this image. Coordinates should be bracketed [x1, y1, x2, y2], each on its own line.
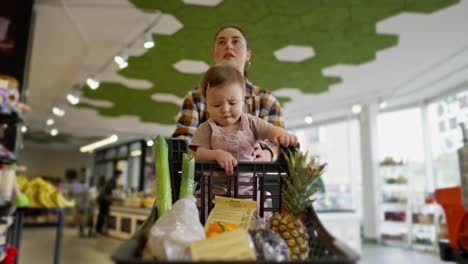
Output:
[112, 138, 359, 264]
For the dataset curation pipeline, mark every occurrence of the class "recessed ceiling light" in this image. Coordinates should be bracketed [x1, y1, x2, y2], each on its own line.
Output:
[304, 114, 313, 124]
[21, 125, 27, 133]
[379, 101, 388, 109]
[50, 128, 58, 136]
[46, 118, 55, 126]
[351, 104, 362, 114]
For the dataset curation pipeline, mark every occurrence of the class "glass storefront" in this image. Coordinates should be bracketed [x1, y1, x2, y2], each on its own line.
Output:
[426, 91, 468, 188]
[292, 118, 361, 211]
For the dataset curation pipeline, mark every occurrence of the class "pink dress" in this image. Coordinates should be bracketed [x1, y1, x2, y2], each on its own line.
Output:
[190, 113, 273, 196]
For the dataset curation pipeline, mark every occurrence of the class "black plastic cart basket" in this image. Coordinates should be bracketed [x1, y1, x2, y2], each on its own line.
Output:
[112, 139, 359, 264]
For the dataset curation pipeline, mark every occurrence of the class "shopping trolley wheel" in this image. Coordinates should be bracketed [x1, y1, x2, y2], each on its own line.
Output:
[439, 240, 455, 261]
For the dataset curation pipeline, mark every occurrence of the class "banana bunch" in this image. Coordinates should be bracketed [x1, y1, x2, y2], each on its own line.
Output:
[20, 177, 76, 208]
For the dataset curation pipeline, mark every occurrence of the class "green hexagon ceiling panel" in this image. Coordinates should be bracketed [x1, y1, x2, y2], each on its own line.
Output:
[78, 0, 459, 125]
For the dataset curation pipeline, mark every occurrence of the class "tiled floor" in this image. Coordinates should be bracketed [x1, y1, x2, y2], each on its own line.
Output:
[360, 243, 449, 264]
[18, 227, 120, 264]
[17, 227, 449, 264]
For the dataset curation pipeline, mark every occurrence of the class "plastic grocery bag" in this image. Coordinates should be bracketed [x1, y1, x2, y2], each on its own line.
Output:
[146, 197, 205, 260]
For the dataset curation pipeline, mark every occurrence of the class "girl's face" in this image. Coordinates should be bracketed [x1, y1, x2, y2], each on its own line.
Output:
[213, 27, 251, 75]
[206, 82, 244, 127]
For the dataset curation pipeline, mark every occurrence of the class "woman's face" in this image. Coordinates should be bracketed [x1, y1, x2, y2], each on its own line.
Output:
[213, 27, 251, 75]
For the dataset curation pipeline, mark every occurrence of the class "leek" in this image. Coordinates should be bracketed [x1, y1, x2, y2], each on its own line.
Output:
[179, 153, 195, 199]
[155, 135, 172, 217]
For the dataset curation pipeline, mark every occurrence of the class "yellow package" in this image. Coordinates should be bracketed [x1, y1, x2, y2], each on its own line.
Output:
[204, 196, 257, 231]
[190, 229, 256, 261]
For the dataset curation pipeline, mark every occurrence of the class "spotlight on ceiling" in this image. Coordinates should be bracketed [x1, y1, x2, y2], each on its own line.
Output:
[351, 104, 362, 115]
[143, 32, 155, 49]
[114, 54, 128, 69]
[52, 107, 65, 117]
[86, 78, 100, 90]
[304, 114, 313, 125]
[67, 94, 80, 105]
[46, 118, 55, 126]
[50, 128, 58, 136]
[21, 125, 27, 133]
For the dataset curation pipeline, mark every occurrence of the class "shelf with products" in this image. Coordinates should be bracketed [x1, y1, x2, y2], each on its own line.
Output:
[378, 157, 414, 245]
[378, 157, 437, 250]
[408, 201, 444, 252]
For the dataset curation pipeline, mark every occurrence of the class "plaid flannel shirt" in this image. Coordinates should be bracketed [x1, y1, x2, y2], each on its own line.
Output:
[172, 81, 284, 160]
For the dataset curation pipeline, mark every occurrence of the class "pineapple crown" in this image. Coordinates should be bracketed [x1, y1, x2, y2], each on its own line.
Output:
[281, 149, 326, 217]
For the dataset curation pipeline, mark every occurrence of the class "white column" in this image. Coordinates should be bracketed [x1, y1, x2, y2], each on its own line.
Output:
[421, 103, 435, 193]
[359, 102, 380, 240]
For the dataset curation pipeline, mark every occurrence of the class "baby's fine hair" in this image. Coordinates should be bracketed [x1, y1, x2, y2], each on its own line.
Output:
[200, 64, 246, 97]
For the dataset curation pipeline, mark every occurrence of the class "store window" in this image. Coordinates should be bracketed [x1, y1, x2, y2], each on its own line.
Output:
[127, 142, 142, 191]
[377, 108, 426, 198]
[427, 91, 468, 188]
[377, 107, 428, 245]
[292, 118, 361, 211]
[378, 108, 425, 163]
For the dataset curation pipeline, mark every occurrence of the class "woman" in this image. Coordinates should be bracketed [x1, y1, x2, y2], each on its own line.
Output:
[172, 26, 284, 161]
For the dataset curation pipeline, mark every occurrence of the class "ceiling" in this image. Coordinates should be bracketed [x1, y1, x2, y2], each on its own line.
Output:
[24, 0, 468, 150]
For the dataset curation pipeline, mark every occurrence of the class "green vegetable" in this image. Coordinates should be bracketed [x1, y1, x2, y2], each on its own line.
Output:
[179, 153, 195, 199]
[219, 221, 227, 232]
[138, 203, 159, 239]
[155, 135, 172, 217]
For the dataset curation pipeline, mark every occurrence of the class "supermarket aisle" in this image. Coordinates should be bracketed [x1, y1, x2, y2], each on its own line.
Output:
[19, 227, 119, 264]
[17, 227, 447, 264]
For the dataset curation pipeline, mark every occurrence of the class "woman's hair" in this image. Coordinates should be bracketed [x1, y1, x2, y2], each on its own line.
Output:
[214, 25, 250, 77]
[200, 64, 245, 98]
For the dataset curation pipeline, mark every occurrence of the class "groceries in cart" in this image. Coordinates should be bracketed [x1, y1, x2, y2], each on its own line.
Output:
[117, 135, 334, 263]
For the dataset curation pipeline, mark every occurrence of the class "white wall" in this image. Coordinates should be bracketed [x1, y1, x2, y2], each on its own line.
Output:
[18, 147, 93, 179]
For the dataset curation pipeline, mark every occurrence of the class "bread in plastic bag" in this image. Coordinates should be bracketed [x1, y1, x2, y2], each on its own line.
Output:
[146, 197, 205, 260]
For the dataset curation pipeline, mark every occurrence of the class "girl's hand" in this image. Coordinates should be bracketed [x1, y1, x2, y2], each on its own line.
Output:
[215, 150, 238, 175]
[274, 133, 298, 147]
[253, 144, 273, 161]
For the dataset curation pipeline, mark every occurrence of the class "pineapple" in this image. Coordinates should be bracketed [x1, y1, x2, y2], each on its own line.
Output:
[269, 150, 326, 260]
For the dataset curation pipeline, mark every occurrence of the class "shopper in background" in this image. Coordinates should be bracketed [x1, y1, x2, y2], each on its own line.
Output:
[76, 182, 97, 237]
[172, 25, 284, 161]
[189, 63, 297, 180]
[95, 170, 122, 235]
[96, 170, 123, 234]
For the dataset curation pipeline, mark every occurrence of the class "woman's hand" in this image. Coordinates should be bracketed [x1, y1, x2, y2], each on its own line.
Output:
[274, 133, 298, 147]
[215, 150, 238, 175]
